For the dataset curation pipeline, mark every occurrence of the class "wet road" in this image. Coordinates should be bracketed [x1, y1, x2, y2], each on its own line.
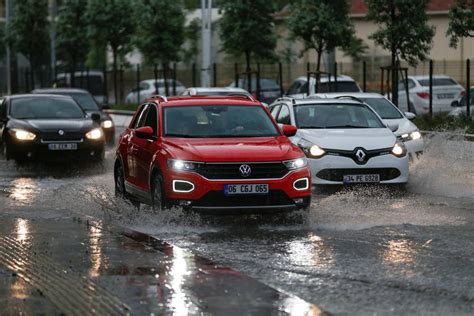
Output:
[0, 129, 473, 315]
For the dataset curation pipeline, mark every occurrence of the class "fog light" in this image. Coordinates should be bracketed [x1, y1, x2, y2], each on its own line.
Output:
[294, 198, 304, 205]
[173, 180, 195, 193]
[293, 178, 309, 190]
[178, 200, 192, 206]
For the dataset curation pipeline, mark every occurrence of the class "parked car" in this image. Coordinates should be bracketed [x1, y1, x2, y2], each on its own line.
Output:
[227, 78, 281, 104]
[449, 86, 474, 117]
[32, 88, 115, 145]
[125, 79, 186, 104]
[286, 75, 362, 98]
[114, 95, 311, 212]
[313, 93, 424, 157]
[55, 70, 106, 104]
[396, 75, 465, 114]
[269, 97, 409, 185]
[181, 87, 254, 99]
[0, 94, 105, 163]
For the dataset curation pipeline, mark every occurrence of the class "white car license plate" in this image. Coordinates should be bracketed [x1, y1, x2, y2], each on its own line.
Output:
[343, 174, 380, 184]
[437, 93, 454, 99]
[48, 143, 78, 151]
[224, 184, 268, 195]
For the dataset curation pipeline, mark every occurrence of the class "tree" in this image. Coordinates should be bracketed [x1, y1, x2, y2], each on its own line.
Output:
[219, 0, 277, 91]
[6, 0, 50, 83]
[182, 18, 201, 65]
[289, 0, 365, 78]
[88, 0, 135, 103]
[447, 0, 474, 48]
[56, 0, 90, 86]
[365, 0, 435, 106]
[135, 0, 185, 95]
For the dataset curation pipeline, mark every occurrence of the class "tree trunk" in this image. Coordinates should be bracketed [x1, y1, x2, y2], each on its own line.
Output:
[162, 62, 169, 96]
[113, 48, 118, 105]
[245, 50, 252, 93]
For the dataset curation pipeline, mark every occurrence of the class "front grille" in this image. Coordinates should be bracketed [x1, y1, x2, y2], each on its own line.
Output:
[192, 190, 294, 207]
[196, 162, 289, 179]
[40, 132, 83, 142]
[316, 168, 401, 181]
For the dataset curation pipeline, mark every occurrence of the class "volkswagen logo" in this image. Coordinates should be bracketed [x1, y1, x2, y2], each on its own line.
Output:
[58, 130, 65, 136]
[239, 164, 252, 177]
[355, 149, 366, 162]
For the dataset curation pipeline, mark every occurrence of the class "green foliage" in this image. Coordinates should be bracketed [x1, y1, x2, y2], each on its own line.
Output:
[87, 0, 135, 60]
[135, 0, 185, 65]
[6, 0, 50, 69]
[413, 113, 474, 134]
[219, 0, 277, 66]
[289, 0, 364, 71]
[56, 0, 90, 69]
[365, 0, 435, 66]
[182, 18, 201, 64]
[447, 0, 474, 48]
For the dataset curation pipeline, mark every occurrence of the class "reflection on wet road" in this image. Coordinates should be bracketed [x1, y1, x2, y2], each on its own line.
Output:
[0, 132, 473, 314]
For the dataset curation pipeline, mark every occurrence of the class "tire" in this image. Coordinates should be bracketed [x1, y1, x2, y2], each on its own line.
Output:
[151, 172, 167, 212]
[115, 162, 126, 199]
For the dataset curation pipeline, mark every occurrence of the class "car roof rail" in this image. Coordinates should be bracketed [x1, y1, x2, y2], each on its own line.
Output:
[306, 95, 324, 99]
[275, 96, 296, 105]
[334, 95, 364, 103]
[150, 95, 168, 102]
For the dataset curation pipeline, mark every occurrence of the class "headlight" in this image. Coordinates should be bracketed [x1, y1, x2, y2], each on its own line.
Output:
[283, 158, 307, 170]
[298, 139, 326, 158]
[85, 128, 103, 140]
[101, 120, 113, 129]
[12, 129, 36, 141]
[167, 159, 200, 171]
[391, 143, 407, 157]
[410, 131, 422, 140]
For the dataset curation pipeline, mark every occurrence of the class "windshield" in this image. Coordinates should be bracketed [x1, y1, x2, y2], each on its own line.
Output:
[164, 105, 279, 138]
[10, 97, 85, 119]
[294, 103, 385, 129]
[359, 98, 402, 119]
[67, 93, 99, 111]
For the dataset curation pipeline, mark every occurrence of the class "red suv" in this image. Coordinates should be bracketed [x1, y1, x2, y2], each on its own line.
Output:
[114, 96, 311, 212]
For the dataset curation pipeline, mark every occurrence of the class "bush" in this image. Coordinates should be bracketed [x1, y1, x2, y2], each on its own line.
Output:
[110, 103, 139, 112]
[413, 113, 474, 134]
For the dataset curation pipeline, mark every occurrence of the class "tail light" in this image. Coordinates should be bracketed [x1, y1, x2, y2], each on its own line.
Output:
[460, 90, 466, 97]
[416, 92, 430, 99]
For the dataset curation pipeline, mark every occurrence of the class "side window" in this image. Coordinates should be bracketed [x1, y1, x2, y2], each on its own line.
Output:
[399, 79, 416, 91]
[144, 104, 158, 136]
[0, 100, 6, 119]
[270, 104, 281, 118]
[299, 82, 309, 94]
[139, 82, 150, 91]
[276, 105, 291, 125]
[287, 81, 301, 95]
[132, 104, 149, 128]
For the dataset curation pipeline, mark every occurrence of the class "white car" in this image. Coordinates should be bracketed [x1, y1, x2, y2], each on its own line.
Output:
[313, 93, 424, 157]
[181, 87, 254, 99]
[269, 97, 409, 185]
[286, 75, 362, 98]
[396, 75, 465, 115]
[125, 79, 185, 103]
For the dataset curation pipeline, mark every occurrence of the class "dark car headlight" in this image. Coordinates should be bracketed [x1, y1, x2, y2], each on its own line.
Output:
[101, 120, 113, 129]
[11, 129, 36, 141]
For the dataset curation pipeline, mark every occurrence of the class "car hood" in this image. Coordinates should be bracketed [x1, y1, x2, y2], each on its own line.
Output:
[383, 118, 418, 136]
[9, 118, 96, 133]
[163, 136, 303, 162]
[295, 128, 396, 151]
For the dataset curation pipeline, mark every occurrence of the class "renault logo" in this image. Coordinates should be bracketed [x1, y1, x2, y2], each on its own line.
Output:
[58, 130, 65, 136]
[239, 164, 252, 177]
[355, 149, 366, 162]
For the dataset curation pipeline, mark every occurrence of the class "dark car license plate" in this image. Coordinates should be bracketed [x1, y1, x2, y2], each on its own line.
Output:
[48, 143, 78, 151]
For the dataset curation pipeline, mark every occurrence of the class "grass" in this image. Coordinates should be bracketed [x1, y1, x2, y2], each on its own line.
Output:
[110, 103, 139, 112]
[413, 113, 474, 134]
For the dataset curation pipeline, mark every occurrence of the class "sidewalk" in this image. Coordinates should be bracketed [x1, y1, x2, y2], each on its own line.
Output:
[0, 216, 322, 315]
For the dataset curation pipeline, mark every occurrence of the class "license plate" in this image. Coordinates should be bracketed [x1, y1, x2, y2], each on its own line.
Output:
[343, 174, 380, 184]
[48, 143, 78, 151]
[437, 93, 454, 99]
[224, 184, 268, 195]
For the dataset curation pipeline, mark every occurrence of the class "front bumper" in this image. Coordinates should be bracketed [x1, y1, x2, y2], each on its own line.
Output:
[309, 154, 409, 185]
[163, 167, 312, 212]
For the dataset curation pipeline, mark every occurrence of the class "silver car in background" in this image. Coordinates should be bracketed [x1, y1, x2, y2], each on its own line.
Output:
[181, 87, 254, 99]
[286, 75, 362, 98]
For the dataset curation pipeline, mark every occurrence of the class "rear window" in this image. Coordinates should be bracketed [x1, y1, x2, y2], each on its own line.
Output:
[418, 78, 458, 87]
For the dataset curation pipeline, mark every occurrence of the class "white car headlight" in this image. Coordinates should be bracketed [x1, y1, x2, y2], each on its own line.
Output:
[391, 143, 407, 157]
[168, 159, 200, 171]
[410, 131, 422, 140]
[85, 128, 103, 140]
[101, 120, 113, 129]
[283, 158, 307, 170]
[12, 129, 36, 141]
[298, 139, 326, 158]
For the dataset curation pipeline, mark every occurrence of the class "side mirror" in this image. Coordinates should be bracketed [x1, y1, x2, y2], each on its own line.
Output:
[404, 112, 416, 120]
[135, 126, 154, 139]
[387, 122, 399, 132]
[282, 124, 297, 137]
[91, 113, 101, 123]
[101, 104, 111, 110]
